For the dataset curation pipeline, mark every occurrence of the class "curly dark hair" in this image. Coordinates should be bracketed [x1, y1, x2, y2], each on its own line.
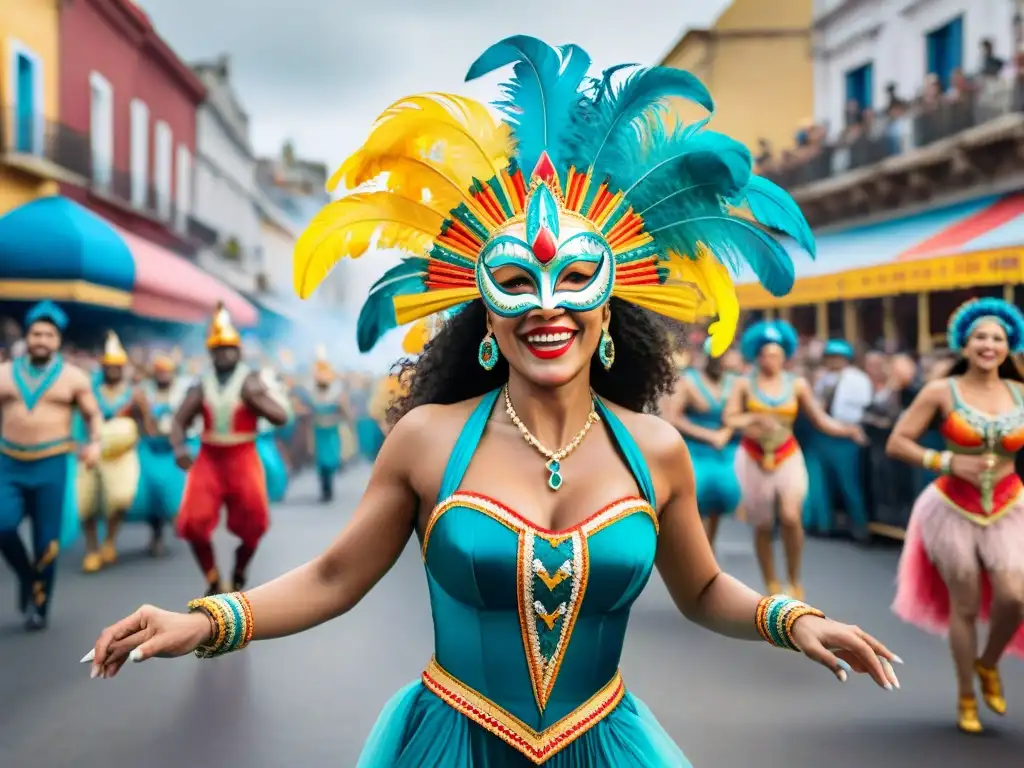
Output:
[387, 298, 678, 425]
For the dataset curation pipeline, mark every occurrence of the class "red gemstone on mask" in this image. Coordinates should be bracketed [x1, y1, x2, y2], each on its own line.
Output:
[531, 152, 557, 185]
[532, 227, 557, 264]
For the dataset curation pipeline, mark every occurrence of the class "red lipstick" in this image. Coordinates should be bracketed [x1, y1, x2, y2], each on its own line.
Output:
[521, 326, 577, 360]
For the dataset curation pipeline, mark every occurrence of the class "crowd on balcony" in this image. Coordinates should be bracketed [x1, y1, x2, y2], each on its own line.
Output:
[758, 37, 1021, 189]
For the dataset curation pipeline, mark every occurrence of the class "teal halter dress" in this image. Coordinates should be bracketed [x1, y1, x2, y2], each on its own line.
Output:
[357, 388, 690, 767]
[682, 371, 741, 518]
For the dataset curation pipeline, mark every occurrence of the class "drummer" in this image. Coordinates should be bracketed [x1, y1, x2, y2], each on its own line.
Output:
[78, 331, 154, 573]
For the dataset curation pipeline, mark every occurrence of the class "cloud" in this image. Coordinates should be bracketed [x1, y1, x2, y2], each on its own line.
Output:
[137, 0, 729, 167]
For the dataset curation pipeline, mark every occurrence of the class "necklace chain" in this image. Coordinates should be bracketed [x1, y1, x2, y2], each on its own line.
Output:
[503, 385, 600, 491]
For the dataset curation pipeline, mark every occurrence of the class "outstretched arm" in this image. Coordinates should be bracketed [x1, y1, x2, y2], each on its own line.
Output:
[86, 408, 424, 675]
[652, 423, 897, 687]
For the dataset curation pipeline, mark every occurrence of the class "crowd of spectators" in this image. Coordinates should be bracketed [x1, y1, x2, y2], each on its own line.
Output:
[756, 38, 1020, 188]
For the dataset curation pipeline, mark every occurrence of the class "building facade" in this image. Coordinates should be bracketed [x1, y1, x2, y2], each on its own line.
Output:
[0, 0, 74, 214]
[257, 142, 347, 306]
[660, 0, 814, 152]
[745, 0, 1022, 353]
[190, 54, 264, 293]
[812, 0, 1014, 132]
[58, 0, 204, 252]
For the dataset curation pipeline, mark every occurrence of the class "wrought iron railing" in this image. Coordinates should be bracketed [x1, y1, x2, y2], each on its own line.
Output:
[0, 105, 91, 178]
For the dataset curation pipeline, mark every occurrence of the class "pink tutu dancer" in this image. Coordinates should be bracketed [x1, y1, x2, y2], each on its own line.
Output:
[888, 297, 1024, 734]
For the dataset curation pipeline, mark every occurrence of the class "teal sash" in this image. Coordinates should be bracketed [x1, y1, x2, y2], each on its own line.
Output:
[13, 354, 64, 411]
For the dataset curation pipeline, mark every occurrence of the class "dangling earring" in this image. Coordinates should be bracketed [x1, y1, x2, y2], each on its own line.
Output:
[598, 329, 616, 370]
[478, 331, 499, 371]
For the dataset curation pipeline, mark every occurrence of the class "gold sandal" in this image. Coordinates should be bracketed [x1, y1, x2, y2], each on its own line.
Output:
[975, 661, 1007, 715]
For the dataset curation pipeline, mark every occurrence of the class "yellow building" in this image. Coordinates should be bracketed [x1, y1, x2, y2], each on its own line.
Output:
[660, 0, 813, 154]
[0, 0, 65, 214]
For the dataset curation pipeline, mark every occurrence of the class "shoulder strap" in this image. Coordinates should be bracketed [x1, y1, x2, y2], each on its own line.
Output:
[948, 377, 963, 408]
[595, 399, 656, 508]
[436, 388, 502, 503]
[687, 369, 716, 405]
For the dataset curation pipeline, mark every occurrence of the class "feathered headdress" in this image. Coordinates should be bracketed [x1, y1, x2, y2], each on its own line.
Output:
[102, 330, 128, 366]
[947, 298, 1024, 354]
[207, 302, 241, 349]
[294, 36, 814, 357]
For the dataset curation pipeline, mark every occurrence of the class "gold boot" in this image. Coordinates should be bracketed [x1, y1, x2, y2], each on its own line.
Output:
[100, 541, 118, 566]
[975, 661, 1007, 715]
[765, 579, 781, 595]
[957, 696, 983, 734]
[786, 583, 805, 601]
[82, 552, 103, 573]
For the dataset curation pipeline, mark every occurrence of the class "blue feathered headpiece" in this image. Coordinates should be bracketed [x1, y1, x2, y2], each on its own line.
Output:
[25, 300, 68, 333]
[740, 319, 798, 362]
[947, 298, 1024, 354]
[823, 338, 854, 359]
[295, 36, 815, 353]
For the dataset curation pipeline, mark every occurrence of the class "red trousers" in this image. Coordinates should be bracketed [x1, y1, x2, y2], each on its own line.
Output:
[176, 442, 269, 548]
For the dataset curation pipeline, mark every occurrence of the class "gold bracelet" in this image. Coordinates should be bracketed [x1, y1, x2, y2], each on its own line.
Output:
[922, 449, 939, 472]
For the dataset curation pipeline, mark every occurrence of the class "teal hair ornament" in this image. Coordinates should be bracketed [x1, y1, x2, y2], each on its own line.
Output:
[947, 298, 1024, 354]
[25, 300, 68, 333]
[740, 320, 798, 362]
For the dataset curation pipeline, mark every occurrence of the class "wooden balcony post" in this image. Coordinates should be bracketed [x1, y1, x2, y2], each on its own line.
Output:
[842, 299, 859, 345]
[815, 301, 828, 339]
[917, 292, 932, 355]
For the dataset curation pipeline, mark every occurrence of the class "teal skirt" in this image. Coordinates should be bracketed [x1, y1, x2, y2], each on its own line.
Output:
[688, 441, 741, 518]
[357, 417, 385, 462]
[357, 682, 690, 767]
[257, 433, 288, 503]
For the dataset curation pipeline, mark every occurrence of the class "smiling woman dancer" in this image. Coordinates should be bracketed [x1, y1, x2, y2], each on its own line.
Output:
[84, 37, 900, 767]
[724, 320, 865, 600]
[889, 298, 1024, 735]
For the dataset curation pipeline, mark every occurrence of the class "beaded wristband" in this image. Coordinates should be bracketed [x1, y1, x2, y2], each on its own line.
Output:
[939, 450, 953, 475]
[186, 592, 254, 659]
[755, 595, 826, 652]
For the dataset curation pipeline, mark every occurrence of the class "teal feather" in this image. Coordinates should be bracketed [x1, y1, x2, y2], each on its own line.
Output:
[648, 214, 795, 297]
[731, 176, 816, 257]
[356, 258, 428, 352]
[465, 36, 590, 178]
[563, 66, 714, 184]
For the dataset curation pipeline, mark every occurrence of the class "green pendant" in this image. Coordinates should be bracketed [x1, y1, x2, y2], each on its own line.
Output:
[546, 459, 563, 491]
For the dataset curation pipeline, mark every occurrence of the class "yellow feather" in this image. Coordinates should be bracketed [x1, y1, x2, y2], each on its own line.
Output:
[330, 93, 512, 200]
[611, 284, 700, 323]
[659, 245, 740, 357]
[293, 191, 445, 299]
[393, 287, 480, 327]
[402, 320, 431, 354]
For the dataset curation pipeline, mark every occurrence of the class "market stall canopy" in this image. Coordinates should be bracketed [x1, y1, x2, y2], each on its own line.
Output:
[0, 195, 134, 309]
[736, 192, 1024, 308]
[0, 196, 257, 326]
[114, 225, 257, 326]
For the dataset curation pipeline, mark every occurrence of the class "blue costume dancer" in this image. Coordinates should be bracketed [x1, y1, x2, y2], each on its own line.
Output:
[310, 345, 349, 502]
[83, 36, 910, 767]
[670, 339, 741, 546]
[0, 302, 102, 630]
[805, 339, 872, 541]
[136, 353, 191, 555]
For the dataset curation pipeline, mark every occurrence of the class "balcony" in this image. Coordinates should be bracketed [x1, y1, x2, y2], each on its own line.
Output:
[763, 78, 1024, 227]
[0, 106, 90, 184]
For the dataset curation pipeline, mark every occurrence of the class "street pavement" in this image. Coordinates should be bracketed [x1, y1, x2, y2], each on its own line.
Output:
[0, 466, 1021, 767]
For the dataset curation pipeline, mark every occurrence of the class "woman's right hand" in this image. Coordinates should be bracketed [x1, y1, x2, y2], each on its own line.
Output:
[86, 605, 213, 679]
[949, 454, 989, 486]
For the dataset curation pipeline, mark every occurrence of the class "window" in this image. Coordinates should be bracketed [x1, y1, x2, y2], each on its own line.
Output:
[7, 40, 44, 154]
[89, 72, 114, 192]
[129, 99, 149, 208]
[845, 62, 873, 111]
[175, 144, 192, 232]
[154, 121, 172, 220]
[926, 15, 964, 91]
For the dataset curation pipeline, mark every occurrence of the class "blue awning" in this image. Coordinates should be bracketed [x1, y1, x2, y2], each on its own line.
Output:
[0, 196, 135, 308]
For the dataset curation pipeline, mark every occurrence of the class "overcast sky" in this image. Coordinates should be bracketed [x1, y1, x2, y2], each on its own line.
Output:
[137, 0, 729, 169]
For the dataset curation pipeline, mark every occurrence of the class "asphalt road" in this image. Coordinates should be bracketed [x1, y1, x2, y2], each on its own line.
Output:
[0, 465, 1021, 767]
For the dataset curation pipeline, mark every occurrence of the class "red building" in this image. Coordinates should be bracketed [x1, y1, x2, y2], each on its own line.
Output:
[58, 0, 203, 254]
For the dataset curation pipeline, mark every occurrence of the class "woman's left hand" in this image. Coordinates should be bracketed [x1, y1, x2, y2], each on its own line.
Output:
[789, 615, 901, 690]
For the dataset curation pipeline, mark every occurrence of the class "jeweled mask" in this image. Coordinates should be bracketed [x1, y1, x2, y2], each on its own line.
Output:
[476, 182, 615, 318]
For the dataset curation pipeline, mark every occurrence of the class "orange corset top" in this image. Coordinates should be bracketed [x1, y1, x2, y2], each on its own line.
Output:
[940, 380, 1024, 457]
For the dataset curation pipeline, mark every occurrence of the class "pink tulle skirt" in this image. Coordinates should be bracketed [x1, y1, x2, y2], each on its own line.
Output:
[892, 483, 1024, 658]
[734, 444, 808, 528]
